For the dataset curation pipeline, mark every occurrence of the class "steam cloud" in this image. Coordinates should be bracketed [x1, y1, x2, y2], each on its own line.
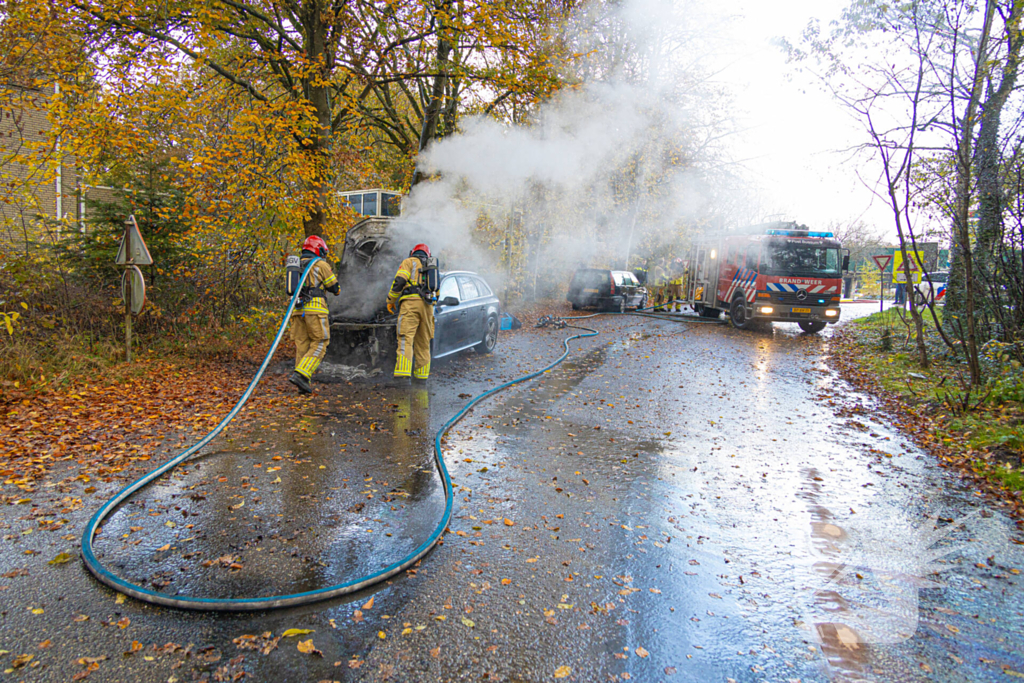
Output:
[332, 0, 746, 319]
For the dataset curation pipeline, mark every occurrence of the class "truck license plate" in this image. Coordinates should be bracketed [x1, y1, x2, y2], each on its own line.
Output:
[792, 307, 811, 314]
[583, 288, 598, 293]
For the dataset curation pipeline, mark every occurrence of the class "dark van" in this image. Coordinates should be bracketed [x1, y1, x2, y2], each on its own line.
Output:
[567, 268, 647, 312]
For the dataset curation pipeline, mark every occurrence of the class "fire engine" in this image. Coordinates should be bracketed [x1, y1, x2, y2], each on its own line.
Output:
[682, 222, 849, 333]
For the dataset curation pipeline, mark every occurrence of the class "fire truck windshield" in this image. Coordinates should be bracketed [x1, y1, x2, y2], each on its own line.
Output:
[761, 241, 841, 277]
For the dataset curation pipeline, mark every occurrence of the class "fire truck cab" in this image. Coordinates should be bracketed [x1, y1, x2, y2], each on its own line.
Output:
[684, 222, 848, 333]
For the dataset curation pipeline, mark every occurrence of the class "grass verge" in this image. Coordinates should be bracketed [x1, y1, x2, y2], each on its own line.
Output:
[830, 306, 1024, 514]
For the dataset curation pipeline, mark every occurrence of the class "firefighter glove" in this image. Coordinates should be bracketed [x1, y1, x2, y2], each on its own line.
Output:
[387, 299, 396, 314]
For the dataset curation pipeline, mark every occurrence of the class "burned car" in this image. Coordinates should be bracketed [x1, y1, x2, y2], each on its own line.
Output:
[323, 216, 502, 371]
[325, 216, 403, 369]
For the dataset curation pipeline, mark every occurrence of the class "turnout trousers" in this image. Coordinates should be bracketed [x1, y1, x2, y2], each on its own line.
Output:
[395, 297, 434, 379]
[290, 313, 330, 379]
[666, 283, 683, 311]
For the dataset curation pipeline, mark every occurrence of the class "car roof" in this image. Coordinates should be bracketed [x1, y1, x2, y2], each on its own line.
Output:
[441, 270, 479, 277]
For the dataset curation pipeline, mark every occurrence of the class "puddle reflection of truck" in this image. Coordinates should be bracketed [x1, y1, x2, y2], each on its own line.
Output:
[684, 222, 849, 333]
[324, 189, 405, 370]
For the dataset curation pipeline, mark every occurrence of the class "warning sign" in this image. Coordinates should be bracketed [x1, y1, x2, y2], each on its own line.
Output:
[115, 215, 153, 266]
[892, 249, 924, 284]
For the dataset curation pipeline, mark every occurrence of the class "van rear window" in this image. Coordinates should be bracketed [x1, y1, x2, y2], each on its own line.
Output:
[571, 269, 608, 288]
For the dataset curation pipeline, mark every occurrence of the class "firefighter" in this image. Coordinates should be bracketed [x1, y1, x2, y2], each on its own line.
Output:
[631, 257, 648, 288]
[667, 258, 684, 312]
[288, 235, 340, 394]
[386, 243, 435, 387]
[652, 258, 667, 309]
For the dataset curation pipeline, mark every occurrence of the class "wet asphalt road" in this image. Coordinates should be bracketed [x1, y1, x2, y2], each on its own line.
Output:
[1, 303, 1022, 683]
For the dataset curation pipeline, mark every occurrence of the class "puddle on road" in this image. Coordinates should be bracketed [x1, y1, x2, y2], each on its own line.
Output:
[91, 387, 446, 600]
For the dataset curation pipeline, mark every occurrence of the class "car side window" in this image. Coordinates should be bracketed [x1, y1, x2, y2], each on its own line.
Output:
[438, 277, 460, 301]
[474, 278, 492, 296]
[457, 276, 480, 300]
[612, 272, 624, 285]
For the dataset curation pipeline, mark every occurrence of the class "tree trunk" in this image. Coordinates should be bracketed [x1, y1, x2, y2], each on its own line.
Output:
[975, 1, 1024, 293]
[945, 0, 997, 385]
[412, 0, 454, 187]
[300, 0, 333, 238]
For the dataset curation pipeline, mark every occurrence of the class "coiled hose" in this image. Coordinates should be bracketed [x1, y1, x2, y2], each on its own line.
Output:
[83, 259, 679, 611]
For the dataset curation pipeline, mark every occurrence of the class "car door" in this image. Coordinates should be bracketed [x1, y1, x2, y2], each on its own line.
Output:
[623, 272, 641, 307]
[456, 276, 483, 347]
[433, 275, 462, 356]
[470, 275, 496, 342]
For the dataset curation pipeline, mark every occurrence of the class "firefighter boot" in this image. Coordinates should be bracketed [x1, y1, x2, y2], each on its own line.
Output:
[289, 371, 312, 394]
[388, 375, 412, 388]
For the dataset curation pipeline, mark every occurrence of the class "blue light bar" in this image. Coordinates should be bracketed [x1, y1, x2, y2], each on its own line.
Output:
[764, 229, 834, 237]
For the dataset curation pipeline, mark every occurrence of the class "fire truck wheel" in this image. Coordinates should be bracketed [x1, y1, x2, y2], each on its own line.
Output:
[698, 305, 720, 319]
[730, 297, 752, 329]
[798, 321, 826, 333]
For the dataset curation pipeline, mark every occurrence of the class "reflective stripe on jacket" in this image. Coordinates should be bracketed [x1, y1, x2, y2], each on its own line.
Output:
[388, 256, 426, 304]
[293, 259, 337, 316]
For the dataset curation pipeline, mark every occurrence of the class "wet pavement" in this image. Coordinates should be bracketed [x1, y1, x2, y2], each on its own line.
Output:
[1, 303, 1022, 682]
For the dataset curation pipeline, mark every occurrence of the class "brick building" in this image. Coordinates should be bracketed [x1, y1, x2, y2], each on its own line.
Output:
[0, 80, 80, 251]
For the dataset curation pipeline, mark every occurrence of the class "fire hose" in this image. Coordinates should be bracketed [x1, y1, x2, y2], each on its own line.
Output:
[83, 259, 643, 611]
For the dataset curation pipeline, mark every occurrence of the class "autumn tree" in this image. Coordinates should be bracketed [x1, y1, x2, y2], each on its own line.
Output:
[67, 0, 574, 238]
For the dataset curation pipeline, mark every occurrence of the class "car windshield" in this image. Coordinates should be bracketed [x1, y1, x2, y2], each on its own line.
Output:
[926, 273, 948, 283]
[761, 240, 841, 277]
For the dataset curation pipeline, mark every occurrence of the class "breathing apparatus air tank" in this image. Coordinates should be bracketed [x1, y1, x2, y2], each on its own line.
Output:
[422, 256, 440, 296]
[285, 254, 302, 296]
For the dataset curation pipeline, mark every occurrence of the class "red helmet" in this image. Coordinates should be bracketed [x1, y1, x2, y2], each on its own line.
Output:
[302, 235, 328, 257]
[410, 243, 431, 258]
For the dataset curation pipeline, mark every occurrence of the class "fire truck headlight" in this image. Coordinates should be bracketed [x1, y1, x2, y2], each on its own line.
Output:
[825, 309, 839, 317]
[759, 306, 774, 314]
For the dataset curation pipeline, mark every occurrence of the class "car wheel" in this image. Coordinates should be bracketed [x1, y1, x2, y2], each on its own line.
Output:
[730, 297, 751, 329]
[571, 303, 580, 311]
[799, 321, 826, 333]
[638, 294, 648, 310]
[476, 316, 498, 354]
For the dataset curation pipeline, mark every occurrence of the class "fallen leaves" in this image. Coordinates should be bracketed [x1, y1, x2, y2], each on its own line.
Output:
[296, 639, 323, 657]
[554, 665, 571, 678]
[11, 654, 33, 669]
[233, 632, 280, 655]
[281, 628, 314, 637]
[47, 551, 72, 566]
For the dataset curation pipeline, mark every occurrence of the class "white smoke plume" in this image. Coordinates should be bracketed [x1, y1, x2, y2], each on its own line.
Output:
[394, 0, 751, 301]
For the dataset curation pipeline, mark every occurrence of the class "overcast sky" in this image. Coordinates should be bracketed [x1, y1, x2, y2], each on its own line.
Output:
[706, 0, 897, 239]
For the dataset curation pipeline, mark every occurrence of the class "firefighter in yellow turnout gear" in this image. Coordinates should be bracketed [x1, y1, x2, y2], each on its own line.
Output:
[288, 235, 339, 394]
[387, 243, 436, 387]
[667, 258, 684, 312]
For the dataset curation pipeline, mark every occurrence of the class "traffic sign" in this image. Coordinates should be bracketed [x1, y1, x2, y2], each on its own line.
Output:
[115, 215, 153, 265]
[872, 254, 892, 271]
[893, 249, 924, 284]
[121, 266, 146, 315]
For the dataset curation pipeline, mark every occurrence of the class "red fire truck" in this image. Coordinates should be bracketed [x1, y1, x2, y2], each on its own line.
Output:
[682, 222, 849, 333]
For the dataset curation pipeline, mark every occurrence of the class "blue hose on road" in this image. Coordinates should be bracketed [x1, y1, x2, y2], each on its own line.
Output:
[81, 259, 601, 611]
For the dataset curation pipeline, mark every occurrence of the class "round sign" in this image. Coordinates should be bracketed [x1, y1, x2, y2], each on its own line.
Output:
[121, 266, 146, 315]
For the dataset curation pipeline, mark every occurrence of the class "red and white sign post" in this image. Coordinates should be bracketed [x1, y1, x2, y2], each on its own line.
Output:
[872, 255, 893, 313]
